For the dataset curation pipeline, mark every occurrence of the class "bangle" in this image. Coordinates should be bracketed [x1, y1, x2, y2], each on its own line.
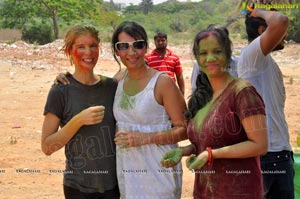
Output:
[206, 147, 213, 167]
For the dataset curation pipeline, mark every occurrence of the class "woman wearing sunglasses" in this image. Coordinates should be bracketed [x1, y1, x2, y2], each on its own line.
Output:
[111, 21, 187, 199]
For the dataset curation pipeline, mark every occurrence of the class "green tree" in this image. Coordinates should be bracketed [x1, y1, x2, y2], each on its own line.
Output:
[139, 0, 153, 15]
[123, 4, 141, 15]
[286, 9, 300, 43]
[22, 22, 53, 44]
[0, 0, 103, 40]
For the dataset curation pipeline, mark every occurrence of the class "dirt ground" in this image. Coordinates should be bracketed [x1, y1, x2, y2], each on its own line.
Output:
[0, 40, 299, 199]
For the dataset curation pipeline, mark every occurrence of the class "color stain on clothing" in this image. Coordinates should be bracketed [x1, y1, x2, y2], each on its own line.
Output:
[120, 92, 136, 110]
[194, 101, 213, 133]
[120, 78, 142, 110]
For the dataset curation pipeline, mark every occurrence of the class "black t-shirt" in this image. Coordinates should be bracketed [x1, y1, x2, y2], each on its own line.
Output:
[44, 74, 118, 193]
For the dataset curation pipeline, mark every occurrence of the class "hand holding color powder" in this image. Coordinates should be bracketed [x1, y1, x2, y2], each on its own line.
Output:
[160, 148, 183, 168]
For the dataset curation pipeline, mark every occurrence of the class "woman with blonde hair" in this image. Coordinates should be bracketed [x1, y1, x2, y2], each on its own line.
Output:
[41, 24, 119, 199]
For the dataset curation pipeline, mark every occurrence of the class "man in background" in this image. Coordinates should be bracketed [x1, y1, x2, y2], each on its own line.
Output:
[238, 8, 294, 199]
[145, 32, 185, 95]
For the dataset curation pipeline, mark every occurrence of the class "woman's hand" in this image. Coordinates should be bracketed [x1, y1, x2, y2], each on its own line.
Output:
[160, 148, 183, 168]
[78, 105, 105, 125]
[186, 150, 209, 170]
[54, 72, 71, 85]
[114, 131, 151, 148]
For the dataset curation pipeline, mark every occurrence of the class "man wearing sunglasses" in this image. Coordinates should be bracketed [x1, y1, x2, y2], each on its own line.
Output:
[145, 32, 185, 96]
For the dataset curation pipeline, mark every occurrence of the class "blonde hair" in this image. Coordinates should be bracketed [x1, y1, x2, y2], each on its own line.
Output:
[61, 25, 100, 65]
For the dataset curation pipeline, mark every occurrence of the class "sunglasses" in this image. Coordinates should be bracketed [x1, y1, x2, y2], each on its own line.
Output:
[115, 40, 146, 51]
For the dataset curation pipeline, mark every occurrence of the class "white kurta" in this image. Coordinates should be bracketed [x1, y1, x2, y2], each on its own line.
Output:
[113, 71, 182, 199]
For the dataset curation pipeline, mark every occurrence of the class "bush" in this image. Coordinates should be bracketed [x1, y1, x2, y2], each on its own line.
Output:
[287, 10, 300, 43]
[21, 23, 54, 45]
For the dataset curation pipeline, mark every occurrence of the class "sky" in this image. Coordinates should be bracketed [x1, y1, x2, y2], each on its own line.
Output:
[105, 0, 200, 6]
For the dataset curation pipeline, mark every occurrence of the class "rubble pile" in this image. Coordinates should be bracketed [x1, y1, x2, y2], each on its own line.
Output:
[0, 40, 115, 71]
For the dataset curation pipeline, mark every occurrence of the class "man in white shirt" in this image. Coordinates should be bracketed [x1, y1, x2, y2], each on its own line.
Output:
[238, 8, 294, 199]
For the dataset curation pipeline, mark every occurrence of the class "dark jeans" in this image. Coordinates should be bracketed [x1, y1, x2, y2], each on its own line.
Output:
[64, 185, 120, 199]
[260, 150, 295, 199]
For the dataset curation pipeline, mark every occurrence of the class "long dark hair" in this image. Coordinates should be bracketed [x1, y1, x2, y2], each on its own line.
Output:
[185, 26, 232, 119]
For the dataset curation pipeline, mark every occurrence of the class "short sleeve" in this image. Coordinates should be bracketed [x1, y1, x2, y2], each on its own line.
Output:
[43, 84, 65, 120]
[235, 85, 265, 121]
[174, 55, 183, 74]
[238, 37, 268, 79]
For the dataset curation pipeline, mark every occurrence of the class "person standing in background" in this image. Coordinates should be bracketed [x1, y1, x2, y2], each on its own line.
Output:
[55, 31, 186, 96]
[238, 8, 294, 199]
[145, 32, 185, 95]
